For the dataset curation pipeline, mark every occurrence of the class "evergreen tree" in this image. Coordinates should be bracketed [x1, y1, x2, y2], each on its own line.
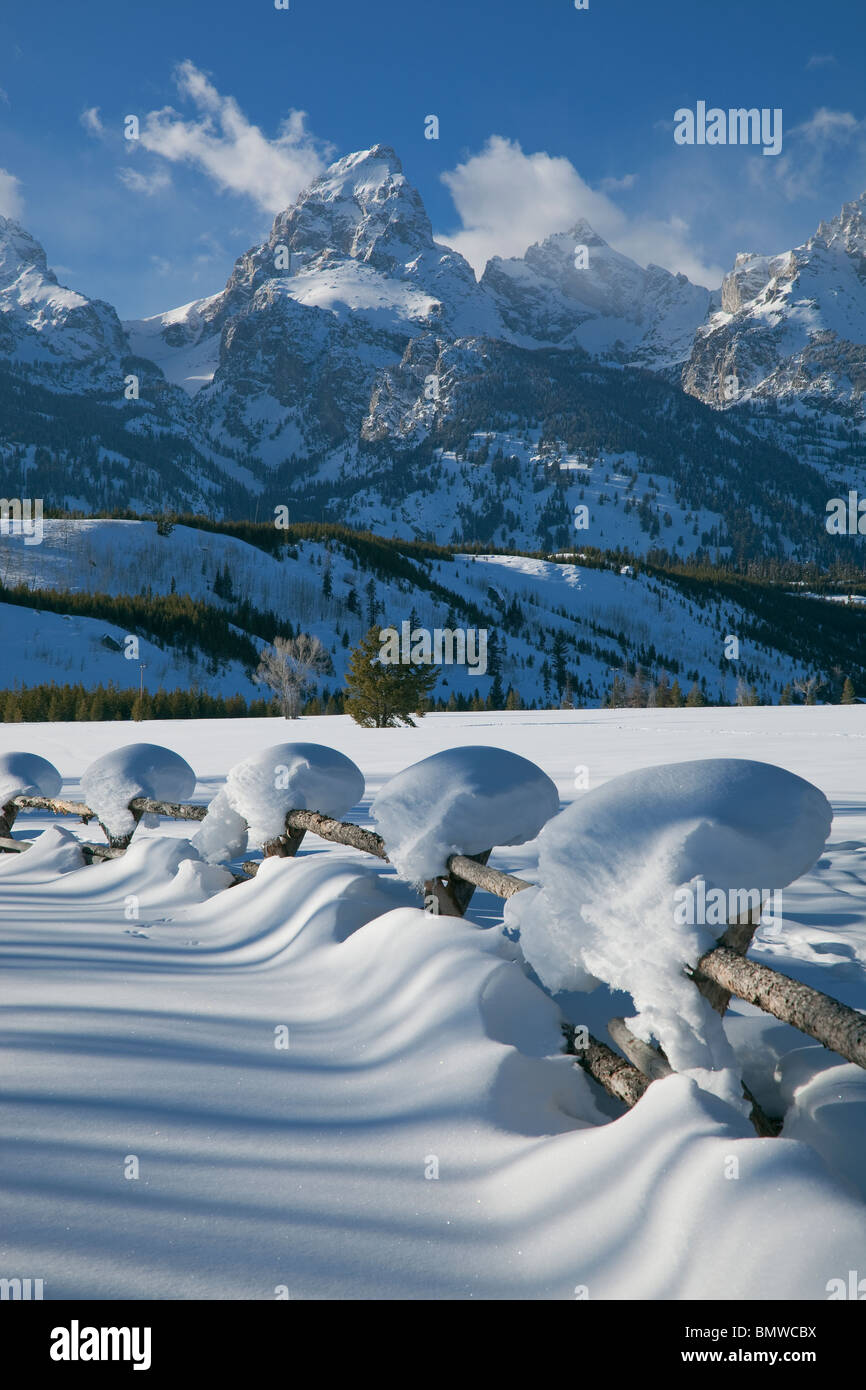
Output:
[779, 683, 793, 706]
[685, 682, 705, 707]
[627, 667, 648, 708]
[551, 632, 568, 697]
[344, 626, 438, 728]
[604, 673, 628, 708]
[842, 677, 856, 704]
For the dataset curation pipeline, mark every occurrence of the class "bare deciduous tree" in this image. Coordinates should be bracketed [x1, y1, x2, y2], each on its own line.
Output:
[255, 634, 333, 718]
[793, 674, 823, 706]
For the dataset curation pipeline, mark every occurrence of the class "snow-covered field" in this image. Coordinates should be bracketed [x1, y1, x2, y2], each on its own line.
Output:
[2, 707, 866, 1300]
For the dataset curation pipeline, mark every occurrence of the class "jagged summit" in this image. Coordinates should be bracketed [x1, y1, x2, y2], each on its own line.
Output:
[683, 189, 866, 411]
[482, 219, 714, 366]
[0, 214, 126, 383]
[269, 142, 433, 275]
[0, 215, 53, 287]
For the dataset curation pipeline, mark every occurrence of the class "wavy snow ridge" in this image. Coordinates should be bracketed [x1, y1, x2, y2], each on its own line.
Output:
[1, 831, 864, 1299]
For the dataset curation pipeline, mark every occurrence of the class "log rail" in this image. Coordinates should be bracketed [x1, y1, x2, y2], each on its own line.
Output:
[3, 789, 865, 1122]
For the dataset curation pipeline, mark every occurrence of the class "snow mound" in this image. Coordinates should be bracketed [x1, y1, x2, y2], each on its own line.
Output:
[0, 824, 86, 879]
[513, 758, 832, 1100]
[372, 745, 559, 881]
[203, 743, 365, 852]
[192, 788, 249, 865]
[80, 743, 197, 840]
[0, 751, 62, 806]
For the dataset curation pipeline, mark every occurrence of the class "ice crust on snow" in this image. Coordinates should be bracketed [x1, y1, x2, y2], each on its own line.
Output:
[197, 743, 365, 853]
[513, 758, 832, 1097]
[372, 745, 559, 881]
[80, 742, 197, 839]
[0, 750, 62, 807]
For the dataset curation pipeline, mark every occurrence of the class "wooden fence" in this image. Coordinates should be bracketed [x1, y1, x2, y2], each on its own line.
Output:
[2, 787, 865, 1135]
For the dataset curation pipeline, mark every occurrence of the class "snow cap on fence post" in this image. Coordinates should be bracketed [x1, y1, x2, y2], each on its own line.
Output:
[0, 751, 63, 835]
[371, 744, 559, 883]
[512, 757, 832, 1102]
[80, 743, 197, 846]
[0, 751, 62, 806]
[195, 743, 365, 859]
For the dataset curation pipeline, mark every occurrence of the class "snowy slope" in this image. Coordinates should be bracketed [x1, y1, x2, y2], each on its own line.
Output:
[0, 517, 845, 706]
[1, 707, 866, 1298]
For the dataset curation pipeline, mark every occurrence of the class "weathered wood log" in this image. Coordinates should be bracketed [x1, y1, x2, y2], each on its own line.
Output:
[13, 794, 93, 820]
[607, 1014, 781, 1136]
[284, 810, 388, 859]
[263, 827, 307, 859]
[424, 850, 493, 917]
[607, 1018, 674, 1081]
[0, 834, 123, 863]
[129, 797, 208, 821]
[0, 835, 28, 853]
[444, 854, 530, 899]
[692, 946, 866, 1071]
[563, 1023, 651, 1107]
[0, 800, 18, 838]
[82, 844, 127, 863]
[694, 905, 762, 1015]
[689, 904, 784, 1135]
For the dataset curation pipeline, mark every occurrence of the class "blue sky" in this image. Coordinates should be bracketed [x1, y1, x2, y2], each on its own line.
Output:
[1, 0, 865, 317]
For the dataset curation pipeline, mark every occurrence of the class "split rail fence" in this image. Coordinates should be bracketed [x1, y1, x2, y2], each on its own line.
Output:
[2, 787, 865, 1137]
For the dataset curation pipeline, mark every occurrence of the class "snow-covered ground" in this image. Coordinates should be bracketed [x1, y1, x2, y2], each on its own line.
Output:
[2, 707, 866, 1299]
[0, 518, 827, 706]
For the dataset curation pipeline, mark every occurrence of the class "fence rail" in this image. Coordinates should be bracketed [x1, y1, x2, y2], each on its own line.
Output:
[2, 787, 865, 1126]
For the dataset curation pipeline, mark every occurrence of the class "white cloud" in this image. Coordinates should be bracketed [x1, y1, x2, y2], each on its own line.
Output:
[0, 168, 24, 219]
[0, 87, 9, 107]
[600, 172, 637, 192]
[794, 107, 860, 141]
[806, 53, 836, 69]
[118, 166, 172, 196]
[615, 216, 726, 290]
[439, 136, 723, 288]
[80, 106, 104, 136]
[749, 107, 866, 201]
[440, 137, 618, 266]
[138, 60, 329, 213]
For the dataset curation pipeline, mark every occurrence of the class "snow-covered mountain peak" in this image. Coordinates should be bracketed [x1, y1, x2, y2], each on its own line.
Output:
[0, 216, 53, 288]
[684, 191, 866, 412]
[481, 220, 713, 366]
[269, 142, 434, 275]
[810, 190, 866, 254]
[0, 215, 128, 384]
[565, 217, 609, 247]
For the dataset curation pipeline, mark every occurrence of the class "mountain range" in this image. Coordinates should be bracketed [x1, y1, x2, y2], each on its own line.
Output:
[2, 144, 866, 561]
